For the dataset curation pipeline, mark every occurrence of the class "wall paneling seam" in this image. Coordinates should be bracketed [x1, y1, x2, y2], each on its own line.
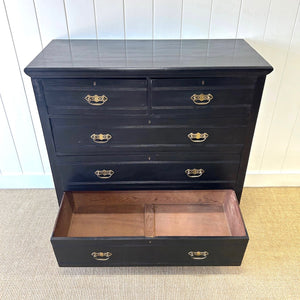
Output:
[207, 0, 213, 39]
[235, 0, 243, 38]
[279, 1, 300, 171]
[258, 0, 300, 172]
[123, 0, 126, 39]
[92, 0, 98, 39]
[0, 94, 22, 173]
[262, 0, 272, 40]
[3, 0, 45, 174]
[179, 0, 184, 39]
[32, 0, 44, 48]
[62, 0, 70, 40]
[152, 0, 154, 39]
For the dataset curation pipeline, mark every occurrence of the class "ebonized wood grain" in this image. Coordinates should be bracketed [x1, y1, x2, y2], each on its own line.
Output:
[25, 39, 272, 77]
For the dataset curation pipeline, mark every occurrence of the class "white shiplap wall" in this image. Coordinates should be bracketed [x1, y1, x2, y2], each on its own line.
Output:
[0, 0, 299, 188]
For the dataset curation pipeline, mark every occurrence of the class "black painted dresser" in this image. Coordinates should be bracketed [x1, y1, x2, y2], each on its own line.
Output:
[25, 39, 272, 267]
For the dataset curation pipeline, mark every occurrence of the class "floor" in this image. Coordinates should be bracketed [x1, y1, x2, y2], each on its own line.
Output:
[0, 188, 299, 300]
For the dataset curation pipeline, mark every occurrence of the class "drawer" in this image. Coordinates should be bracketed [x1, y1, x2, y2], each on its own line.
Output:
[151, 78, 255, 114]
[51, 190, 248, 266]
[43, 79, 147, 115]
[58, 160, 239, 185]
[51, 117, 247, 155]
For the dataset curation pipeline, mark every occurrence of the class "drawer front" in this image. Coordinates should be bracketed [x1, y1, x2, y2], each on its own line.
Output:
[51, 189, 249, 266]
[59, 160, 239, 184]
[51, 238, 248, 267]
[51, 239, 152, 267]
[152, 88, 253, 110]
[152, 77, 255, 114]
[43, 79, 147, 114]
[52, 118, 247, 154]
[144, 239, 248, 266]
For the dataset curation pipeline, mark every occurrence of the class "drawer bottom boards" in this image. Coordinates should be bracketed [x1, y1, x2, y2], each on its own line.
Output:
[51, 190, 248, 267]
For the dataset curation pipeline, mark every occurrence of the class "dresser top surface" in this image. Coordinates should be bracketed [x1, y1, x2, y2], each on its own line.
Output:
[25, 39, 272, 76]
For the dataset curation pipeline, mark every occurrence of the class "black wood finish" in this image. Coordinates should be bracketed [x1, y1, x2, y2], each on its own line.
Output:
[31, 79, 64, 201]
[51, 117, 247, 155]
[43, 78, 147, 115]
[25, 39, 272, 77]
[235, 76, 267, 200]
[25, 39, 272, 267]
[64, 182, 236, 193]
[58, 160, 240, 183]
[51, 237, 248, 267]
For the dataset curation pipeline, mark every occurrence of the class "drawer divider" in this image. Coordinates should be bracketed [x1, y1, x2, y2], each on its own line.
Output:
[144, 204, 155, 238]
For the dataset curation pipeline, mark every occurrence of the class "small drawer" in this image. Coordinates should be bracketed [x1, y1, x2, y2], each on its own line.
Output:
[51, 117, 247, 155]
[58, 160, 239, 186]
[51, 190, 248, 266]
[152, 88, 254, 107]
[151, 77, 255, 115]
[43, 79, 147, 115]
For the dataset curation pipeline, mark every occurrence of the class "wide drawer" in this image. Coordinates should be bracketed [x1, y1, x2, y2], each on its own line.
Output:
[43, 79, 147, 115]
[51, 117, 247, 155]
[58, 160, 239, 185]
[51, 190, 248, 266]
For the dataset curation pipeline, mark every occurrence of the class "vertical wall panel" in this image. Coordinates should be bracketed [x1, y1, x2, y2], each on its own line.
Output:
[263, 3, 300, 171]
[252, 0, 300, 172]
[282, 9, 300, 171]
[124, 0, 152, 39]
[0, 1, 44, 174]
[283, 111, 300, 170]
[154, 0, 182, 39]
[209, 0, 242, 38]
[65, 0, 97, 39]
[181, 0, 212, 39]
[0, 95, 21, 174]
[34, 0, 69, 46]
[4, 0, 50, 173]
[236, 0, 271, 171]
[95, 0, 125, 39]
[237, 0, 271, 40]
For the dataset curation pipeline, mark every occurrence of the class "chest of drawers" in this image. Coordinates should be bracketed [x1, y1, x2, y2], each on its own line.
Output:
[25, 39, 272, 267]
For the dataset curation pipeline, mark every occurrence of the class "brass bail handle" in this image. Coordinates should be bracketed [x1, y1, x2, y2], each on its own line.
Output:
[91, 133, 112, 144]
[190, 93, 213, 105]
[188, 132, 209, 143]
[91, 252, 112, 261]
[84, 94, 108, 106]
[185, 168, 205, 178]
[95, 169, 114, 179]
[188, 251, 209, 260]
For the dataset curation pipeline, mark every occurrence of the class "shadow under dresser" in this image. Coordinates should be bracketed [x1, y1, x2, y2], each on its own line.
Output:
[25, 39, 272, 267]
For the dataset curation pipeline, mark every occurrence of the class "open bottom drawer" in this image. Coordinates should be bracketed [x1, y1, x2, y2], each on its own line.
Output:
[51, 190, 248, 266]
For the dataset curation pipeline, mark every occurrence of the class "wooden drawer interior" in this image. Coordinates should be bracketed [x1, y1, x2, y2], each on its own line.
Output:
[53, 190, 246, 238]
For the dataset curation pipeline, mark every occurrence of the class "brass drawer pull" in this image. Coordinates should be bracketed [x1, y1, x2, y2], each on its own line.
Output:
[95, 169, 114, 179]
[185, 168, 205, 178]
[191, 93, 213, 105]
[91, 251, 112, 261]
[91, 133, 112, 143]
[188, 132, 209, 143]
[84, 94, 108, 106]
[188, 251, 209, 260]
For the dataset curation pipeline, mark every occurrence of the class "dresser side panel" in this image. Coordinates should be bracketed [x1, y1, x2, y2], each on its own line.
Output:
[31, 79, 63, 203]
[235, 76, 267, 200]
